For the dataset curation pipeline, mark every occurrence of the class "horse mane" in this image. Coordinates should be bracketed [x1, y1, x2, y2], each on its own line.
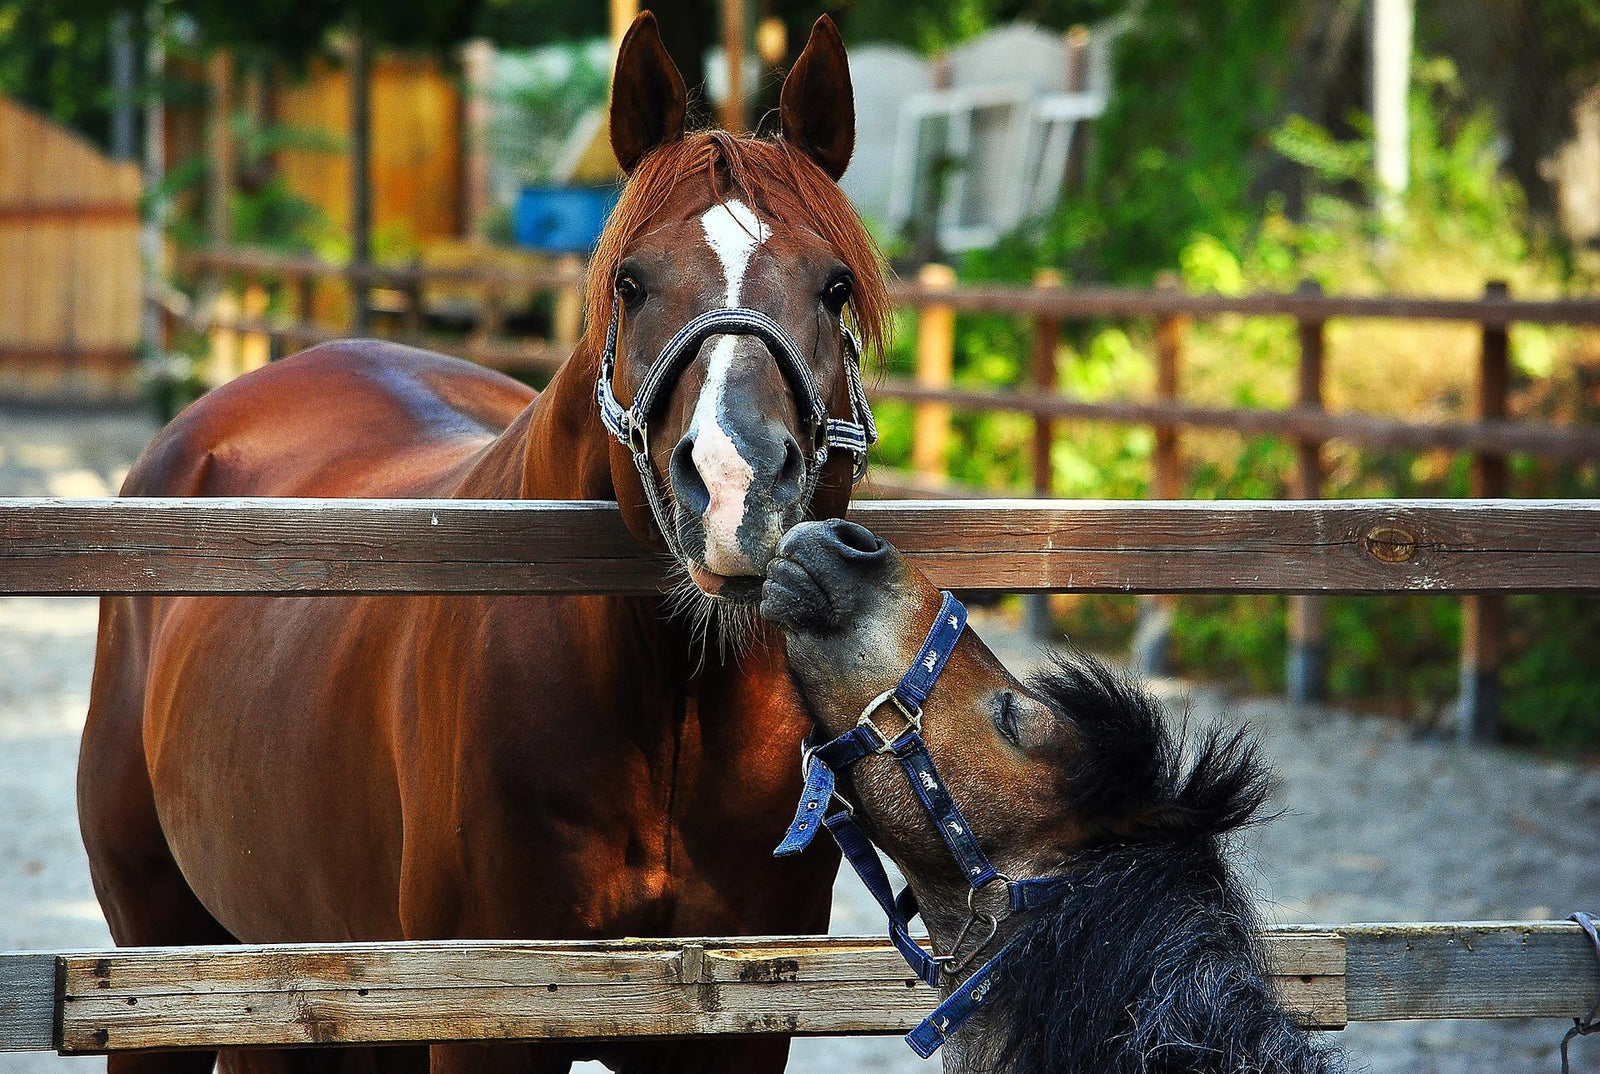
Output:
[584, 130, 891, 363]
[987, 652, 1342, 1074]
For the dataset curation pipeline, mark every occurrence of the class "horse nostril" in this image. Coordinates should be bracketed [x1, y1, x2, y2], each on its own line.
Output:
[822, 518, 890, 559]
[669, 435, 710, 517]
[773, 436, 806, 508]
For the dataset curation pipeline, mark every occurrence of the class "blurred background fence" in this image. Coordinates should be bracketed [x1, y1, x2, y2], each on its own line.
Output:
[2, 0, 1598, 751]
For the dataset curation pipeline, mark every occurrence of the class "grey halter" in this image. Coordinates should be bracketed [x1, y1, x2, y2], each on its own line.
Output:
[594, 291, 876, 555]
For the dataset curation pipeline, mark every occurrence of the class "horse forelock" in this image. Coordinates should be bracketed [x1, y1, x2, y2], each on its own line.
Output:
[582, 130, 890, 364]
[1026, 651, 1277, 845]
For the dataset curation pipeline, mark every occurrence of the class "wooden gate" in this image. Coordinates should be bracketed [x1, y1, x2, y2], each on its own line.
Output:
[0, 96, 142, 400]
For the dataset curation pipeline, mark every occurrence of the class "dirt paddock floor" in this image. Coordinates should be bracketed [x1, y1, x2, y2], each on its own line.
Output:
[1, 406, 1596, 1073]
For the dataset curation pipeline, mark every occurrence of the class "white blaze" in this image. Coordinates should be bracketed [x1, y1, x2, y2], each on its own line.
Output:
[689, 200, 771, 576]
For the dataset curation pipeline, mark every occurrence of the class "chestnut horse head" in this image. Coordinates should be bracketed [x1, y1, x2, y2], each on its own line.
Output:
[762, 520, 1342, 1074]
[593, 14, 888, 615]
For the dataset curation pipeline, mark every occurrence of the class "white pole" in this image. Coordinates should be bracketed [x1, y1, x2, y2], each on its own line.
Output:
[1371, 0, 1413, 224]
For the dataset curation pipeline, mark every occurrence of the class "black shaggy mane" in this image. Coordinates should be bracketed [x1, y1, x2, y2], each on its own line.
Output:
[986, 652, 1341, 1074]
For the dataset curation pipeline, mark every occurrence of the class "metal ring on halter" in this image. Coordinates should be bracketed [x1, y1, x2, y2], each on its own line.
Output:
[933, 909, 1000, 978]
[966, 871, 1013, 915]
[856, 687, 922, 753]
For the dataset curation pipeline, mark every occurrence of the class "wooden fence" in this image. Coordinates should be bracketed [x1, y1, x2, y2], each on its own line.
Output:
[3, 923, 1597, 1053]
[0, 495, 1596, 1054]
[161, 246, 1600, 738]
[0, 96, 142, 400]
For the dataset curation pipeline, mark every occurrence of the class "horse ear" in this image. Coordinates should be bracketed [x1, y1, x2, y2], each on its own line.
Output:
[780, 16, 855, 181]
[610, 12, 688, 175]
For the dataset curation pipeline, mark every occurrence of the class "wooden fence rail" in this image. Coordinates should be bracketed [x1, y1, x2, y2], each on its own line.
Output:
[2, 498, 1598, 596]
[2, 922, 1595, 1053]
[161, 246, 1600, 739]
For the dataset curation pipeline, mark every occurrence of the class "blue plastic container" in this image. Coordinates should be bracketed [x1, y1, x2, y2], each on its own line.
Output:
[511, 186, 620, 253]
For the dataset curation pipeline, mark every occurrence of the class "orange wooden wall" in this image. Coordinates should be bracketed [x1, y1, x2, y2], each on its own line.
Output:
[276, 54, 461, 250]
[0, 96, 142, 394]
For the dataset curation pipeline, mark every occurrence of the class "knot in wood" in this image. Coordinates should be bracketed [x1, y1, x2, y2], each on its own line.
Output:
[1363, 525, 1417, 563]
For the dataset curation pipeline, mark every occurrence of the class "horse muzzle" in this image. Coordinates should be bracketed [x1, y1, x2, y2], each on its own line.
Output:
[761, 518, 897, 629]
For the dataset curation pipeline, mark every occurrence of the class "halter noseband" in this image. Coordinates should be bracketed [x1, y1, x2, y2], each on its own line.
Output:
[594, 292, 876, 555]
[774, 592, 1073, 1058]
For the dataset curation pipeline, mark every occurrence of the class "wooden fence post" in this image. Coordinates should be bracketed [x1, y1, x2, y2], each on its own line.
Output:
[401, 267, 424, 341]
[1288, 279, 1328, 702]
[553, 255, 584, 352]
[348, 30, 373, 334]
[1133, 274, 1185, 677]
[913, 264, 957, 482]
[1459, 280, 1510, 741]
[240, 276, 270, 373]
[1026, 268, 1063, 639]
[474, 283, 505, 352]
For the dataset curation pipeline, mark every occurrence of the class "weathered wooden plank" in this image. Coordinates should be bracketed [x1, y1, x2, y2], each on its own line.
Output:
[0, 954, 55, 1052]
[10, 923, 1592, 1053]
[1, 498, 1597, 597]
[1342, 920, 1600, 1021]
[49, 933, 1344, 1052]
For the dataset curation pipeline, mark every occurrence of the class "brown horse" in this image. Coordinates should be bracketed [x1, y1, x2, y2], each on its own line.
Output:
[762, 520, 1342, 1073]
[79, 15, 884, 1074]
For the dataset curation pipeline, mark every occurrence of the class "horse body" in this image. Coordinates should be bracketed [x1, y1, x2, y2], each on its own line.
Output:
[84, 339, 834, 1071]
[83, 18, 880, 1071]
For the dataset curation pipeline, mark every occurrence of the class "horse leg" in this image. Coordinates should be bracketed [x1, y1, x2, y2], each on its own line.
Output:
[79, 596, 231, 1074]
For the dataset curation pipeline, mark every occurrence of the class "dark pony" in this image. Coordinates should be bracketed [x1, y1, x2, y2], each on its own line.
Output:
[994, 654, 1342, 1074]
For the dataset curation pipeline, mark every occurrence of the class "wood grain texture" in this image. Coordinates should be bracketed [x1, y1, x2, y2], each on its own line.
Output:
[2, 498, 1598, 597]
[42, 933, 1343, 1052]
[0, 954, 55, 1052]
[1342, 921, 1600, 1021]
[0, 923, 1584, 1053]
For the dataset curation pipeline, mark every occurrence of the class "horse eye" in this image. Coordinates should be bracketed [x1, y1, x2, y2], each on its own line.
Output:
[821, 275, 853, 313]
[615, 273, 646, 308]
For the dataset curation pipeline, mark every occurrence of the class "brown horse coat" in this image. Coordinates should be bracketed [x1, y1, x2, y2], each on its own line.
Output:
[79, 16, 883, 1074]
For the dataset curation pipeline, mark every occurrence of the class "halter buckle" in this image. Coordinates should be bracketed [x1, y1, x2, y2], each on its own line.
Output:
[856, 687, 922, 753]
[626, 419, 649, 457]
[933, 909, 999, 980]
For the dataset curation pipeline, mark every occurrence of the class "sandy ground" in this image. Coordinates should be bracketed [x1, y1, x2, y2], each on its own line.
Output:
[1, 407, 1596, 1074]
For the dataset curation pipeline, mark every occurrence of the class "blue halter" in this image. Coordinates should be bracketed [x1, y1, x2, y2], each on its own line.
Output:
[774, 592, 1072, 1057]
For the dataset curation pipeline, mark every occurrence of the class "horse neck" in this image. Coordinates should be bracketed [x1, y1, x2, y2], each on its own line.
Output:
[453, 339, 613, 502]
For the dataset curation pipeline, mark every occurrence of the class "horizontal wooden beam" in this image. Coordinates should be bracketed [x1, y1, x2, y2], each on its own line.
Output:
[1, 923, 1593, 1053]
[869, 380, 1600, 462]
[2, 498, 1597, 596]
[179, 246, 1600, 326]
[888, 281, 1600, 326]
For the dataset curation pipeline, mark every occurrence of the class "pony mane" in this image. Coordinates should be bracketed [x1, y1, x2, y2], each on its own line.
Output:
[991, 652, 1340, 1074]
[584, 130, 890, 362]
[1028, 652, 1275, 844]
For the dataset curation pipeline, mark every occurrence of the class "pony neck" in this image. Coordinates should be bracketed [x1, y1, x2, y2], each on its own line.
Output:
[455, 339, 614, 502]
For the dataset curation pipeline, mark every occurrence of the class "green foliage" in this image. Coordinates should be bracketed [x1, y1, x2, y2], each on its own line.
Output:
[0, 0, 118, 144]
[836, 0, 1122, 51]
[897, 29, 1600, 751]
[491, 43, 610, 185]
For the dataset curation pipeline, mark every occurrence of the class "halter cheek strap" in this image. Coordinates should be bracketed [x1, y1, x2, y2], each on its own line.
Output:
[775, 591, 1074, 1058]
[594, 293, 877, 553]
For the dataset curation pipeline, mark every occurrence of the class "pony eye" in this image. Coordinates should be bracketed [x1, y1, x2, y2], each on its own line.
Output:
[993, 691, 1021, 748]
[821, 275, 853, 313]
[615, 273, 646, 308]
